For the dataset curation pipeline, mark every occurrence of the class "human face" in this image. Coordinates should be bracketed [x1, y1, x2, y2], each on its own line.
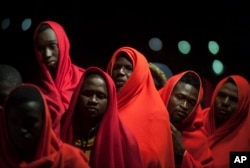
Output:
[6, 101, 43, 154]
[167, 81, 199, 124]
[77, 74, 108, 122]
[35, 28, 59, 71]
[214, 82, 238, 127]
[112, 55, 133, 92]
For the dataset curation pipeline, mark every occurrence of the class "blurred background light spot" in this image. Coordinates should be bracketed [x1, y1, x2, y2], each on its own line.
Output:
[178, 40, 191, 55]
[148, 37, 163, 51]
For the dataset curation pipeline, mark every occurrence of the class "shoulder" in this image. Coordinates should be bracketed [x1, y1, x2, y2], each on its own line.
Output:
[59, 143, 90, 167]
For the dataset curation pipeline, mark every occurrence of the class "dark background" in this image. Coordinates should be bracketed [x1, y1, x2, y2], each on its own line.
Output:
[1, 8, 250, 86]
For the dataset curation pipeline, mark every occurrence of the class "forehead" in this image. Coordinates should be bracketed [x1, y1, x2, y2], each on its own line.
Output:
[7, 101, 43, 118]
[218, 82, 238, 95]
[82, 75, 107, 88]
[115, 55, 132, 64]
[174, 82, 199, 95]
[36, 28, 57, 44]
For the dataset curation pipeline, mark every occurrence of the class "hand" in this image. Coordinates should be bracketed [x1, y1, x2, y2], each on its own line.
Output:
[170, 123, 185, 164]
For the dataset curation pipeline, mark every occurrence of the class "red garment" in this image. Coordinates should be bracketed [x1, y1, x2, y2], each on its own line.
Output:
[32, 21, 85, 138]
[202, 75, 250, 168]
[106, 46, 175, 168]
[159, 70, 214, 168]
[61, 66, 144, 168]
[0, 84, 90, 168]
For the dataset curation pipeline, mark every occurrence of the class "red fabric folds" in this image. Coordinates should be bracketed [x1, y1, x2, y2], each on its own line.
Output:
[61, 66, 144, 168]
[159, 70, 214, 168]
[202, 75, 250, 168]
[32, 20, 85, 138]
[0, 84, 90, 168]
[106, 46, 175, 168]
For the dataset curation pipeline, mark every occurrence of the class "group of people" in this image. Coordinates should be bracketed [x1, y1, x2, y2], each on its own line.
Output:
[0, 20, 249, 168]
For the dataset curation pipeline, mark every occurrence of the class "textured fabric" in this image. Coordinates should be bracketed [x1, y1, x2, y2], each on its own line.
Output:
[106, 46, 175, 168]
[202, 75, 250, 168]
[0, 84, 90, 168]
[32, 21, 85, 138]
[158, 70, 214, 168]
[61, 66, 144, 168]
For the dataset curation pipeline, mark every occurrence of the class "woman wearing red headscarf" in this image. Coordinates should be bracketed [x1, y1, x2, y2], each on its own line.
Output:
[0, 84, 90, 168]
[202, 75, 250, 168]
[159, 70, 214, 168]
[106, 46, 175, 168]
[32, 20, 85, 138]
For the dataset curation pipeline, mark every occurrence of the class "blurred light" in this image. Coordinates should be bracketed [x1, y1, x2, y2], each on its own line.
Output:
[148, 37, 163, 51]
[152, 62, 173, 79]
[178, 40, 191, 55]
[212, 59, 224, 75]
[21, 18, 32, 31]
[1, 17, 10, 30]
[208, 40, 220, 55]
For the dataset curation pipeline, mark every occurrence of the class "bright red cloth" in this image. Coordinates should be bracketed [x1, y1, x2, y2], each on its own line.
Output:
[0, 84, 90, 168]
[32, 20, 85, 138]
[159, 70, 214, 168]
[202, 75, 250, 168]
[106, 46, 175, 168]
[61, 66, 144, 168]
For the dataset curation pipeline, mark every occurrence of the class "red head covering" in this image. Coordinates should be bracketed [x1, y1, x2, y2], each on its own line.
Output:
[0, 84, 90, 168]
[61, 66, 144, 168]
[106, 46, 175, 168]
[32, 20, 85, 138]
[203, 75, 250, 167]
[159, 70, 214, 167]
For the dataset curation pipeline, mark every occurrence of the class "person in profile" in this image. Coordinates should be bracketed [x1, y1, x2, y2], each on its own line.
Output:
[31, 20, 85, 138]
[0, 64, 23, 110]
[202, 75, 250, 168]
[61, 66, 143, 168]
[0, 84, 90, 167]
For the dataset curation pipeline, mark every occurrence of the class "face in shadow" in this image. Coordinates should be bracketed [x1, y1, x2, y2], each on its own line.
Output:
[112, 54, 133, 92]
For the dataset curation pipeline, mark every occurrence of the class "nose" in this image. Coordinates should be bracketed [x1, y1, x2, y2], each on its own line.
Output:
[222, 96, 230, 104]
[89, 94, 98, 103]
[43, 48, 52, 58]
[180, 100, 188, 109]
[118, 66, 125, 74]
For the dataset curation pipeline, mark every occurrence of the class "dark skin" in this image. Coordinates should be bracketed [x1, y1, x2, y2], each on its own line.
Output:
[167, 81, 199, 165]
[75, 74, 108, 139]
[111, 55, 133, 92]
[6, 101, 43, 162]
[35, 27, 59, 79]
[214, 81, 238, 128]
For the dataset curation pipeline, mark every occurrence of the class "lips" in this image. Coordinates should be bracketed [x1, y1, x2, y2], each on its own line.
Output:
[216, 108, 229, 116]
[176, 110, 188, 119]
[86, 107, 98, 113]
[46, 60, 56, 67]
[115, 78, 126, 87]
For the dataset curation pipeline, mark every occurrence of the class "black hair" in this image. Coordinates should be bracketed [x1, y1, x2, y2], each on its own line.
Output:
[179, 72, 200, 90]
[226, 77, 236, 85]
[5, 86, 44, 113]
[0, 64, 23, 86]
